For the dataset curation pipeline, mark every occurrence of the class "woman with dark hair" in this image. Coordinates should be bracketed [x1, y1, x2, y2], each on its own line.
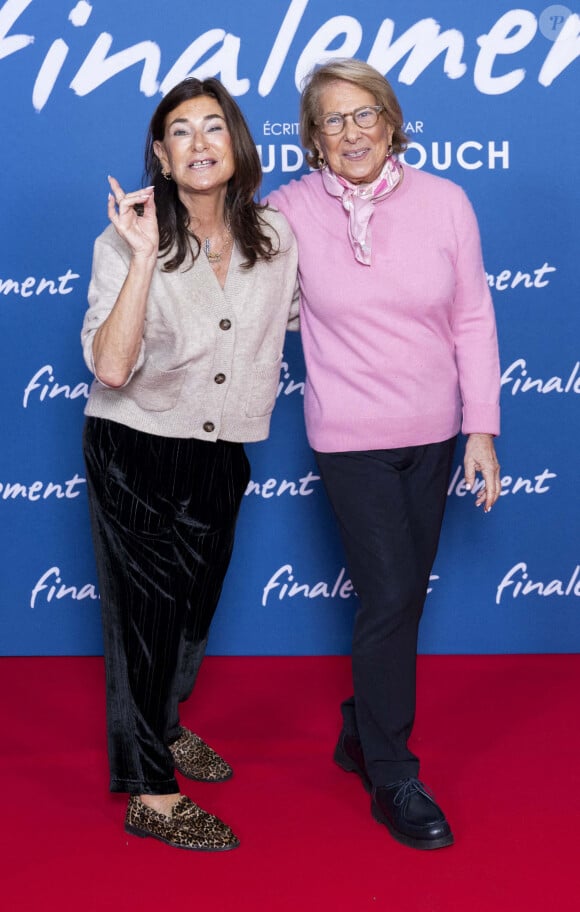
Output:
[81, 77, 298, 850]
[268, 59, 501, 851]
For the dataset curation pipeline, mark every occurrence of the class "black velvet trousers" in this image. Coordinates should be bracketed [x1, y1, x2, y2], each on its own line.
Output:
[83, 417, 250, 795]
[315, 437, 456, 787]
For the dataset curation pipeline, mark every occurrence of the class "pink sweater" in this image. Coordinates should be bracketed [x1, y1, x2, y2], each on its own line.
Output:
[268, 165, 500, 452]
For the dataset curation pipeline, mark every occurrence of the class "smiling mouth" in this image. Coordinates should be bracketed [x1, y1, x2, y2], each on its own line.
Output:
[189, 159, 215, 169]
[343, 149, 369, 160]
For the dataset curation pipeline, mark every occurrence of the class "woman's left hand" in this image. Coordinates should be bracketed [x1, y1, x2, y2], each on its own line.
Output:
[464, 433, 501, 512]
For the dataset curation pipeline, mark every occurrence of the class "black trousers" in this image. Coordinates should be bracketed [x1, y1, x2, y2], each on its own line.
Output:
[315, 437, 456, 786]
[83, 417, 250, 795]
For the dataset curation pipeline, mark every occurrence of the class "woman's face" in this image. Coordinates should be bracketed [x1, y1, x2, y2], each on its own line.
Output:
[314, 81, 394, 185]
[153, 95, 235, 198]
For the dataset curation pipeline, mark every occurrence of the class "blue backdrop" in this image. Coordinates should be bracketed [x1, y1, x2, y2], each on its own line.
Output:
[1, 0, 579, 656]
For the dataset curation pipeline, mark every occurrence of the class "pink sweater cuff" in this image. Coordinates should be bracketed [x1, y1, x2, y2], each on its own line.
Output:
[462, 402, 500, 436]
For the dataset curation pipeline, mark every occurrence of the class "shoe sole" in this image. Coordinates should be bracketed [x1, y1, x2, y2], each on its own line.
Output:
[172, 758, 234, 783]
[125, 823, 240, 851]
[333, 744, 372, 793]
[371, 802, 454, 850]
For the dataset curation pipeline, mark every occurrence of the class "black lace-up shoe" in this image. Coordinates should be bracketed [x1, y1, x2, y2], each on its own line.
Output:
[333, 730, 372, 792]
[372, 778, 454, 850]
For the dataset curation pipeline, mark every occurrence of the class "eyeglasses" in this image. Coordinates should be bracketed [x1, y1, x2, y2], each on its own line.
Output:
[316, 105, 385, 136]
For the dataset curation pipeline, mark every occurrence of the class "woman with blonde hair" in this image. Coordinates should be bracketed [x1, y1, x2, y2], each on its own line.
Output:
[269, 59, 501, 851]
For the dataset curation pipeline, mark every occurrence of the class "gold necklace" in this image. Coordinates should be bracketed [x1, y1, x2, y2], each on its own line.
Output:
[203, 223, 232, 263]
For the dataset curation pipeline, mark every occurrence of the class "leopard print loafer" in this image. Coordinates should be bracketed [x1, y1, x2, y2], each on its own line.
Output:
[168, 727, 233, 782]
[124, 795, 239, 851]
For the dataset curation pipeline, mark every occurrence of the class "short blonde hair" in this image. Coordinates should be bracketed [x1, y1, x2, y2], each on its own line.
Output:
[300, 59, 408, 169]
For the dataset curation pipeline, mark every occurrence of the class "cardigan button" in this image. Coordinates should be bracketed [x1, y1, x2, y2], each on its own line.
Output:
[202, 421, 215, 433]
[214, 373, 226, 384]
[219, 319, 232, 330]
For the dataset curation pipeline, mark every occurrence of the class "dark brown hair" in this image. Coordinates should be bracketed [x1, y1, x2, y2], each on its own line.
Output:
[145, 77, 277, 271]
[300, 59, 408, 169]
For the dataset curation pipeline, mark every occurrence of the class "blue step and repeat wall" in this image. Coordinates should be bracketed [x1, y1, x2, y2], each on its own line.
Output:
[1, 0, 579, 656]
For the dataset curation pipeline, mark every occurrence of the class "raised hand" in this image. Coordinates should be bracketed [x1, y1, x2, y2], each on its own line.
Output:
[107, 175, 159, 259]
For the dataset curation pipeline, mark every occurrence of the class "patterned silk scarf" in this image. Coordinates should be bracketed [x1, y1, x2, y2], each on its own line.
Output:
[320, 156, 403, 265]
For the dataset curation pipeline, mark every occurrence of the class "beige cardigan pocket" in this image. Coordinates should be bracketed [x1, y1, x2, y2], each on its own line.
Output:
[246, 357, 283, 418]
[129, 361, 189, 412]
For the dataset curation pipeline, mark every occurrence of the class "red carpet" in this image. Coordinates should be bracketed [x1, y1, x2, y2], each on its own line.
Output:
[1, 655, 578, 911]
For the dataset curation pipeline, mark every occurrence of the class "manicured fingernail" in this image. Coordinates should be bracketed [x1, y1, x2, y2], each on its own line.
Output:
[465, 484, 471, 490]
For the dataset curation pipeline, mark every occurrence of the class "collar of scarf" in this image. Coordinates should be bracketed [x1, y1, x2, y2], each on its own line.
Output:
[320, 156, 403, 265]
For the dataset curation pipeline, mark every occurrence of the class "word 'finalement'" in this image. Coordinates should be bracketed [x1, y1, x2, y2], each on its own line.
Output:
[262, 564, 439, 606]
[23, 365, 90, 408]
[486, 262, 556, 291]
[262, 564, 355, 606]
[30, 566, 99, 609]
[448, 466, 557, 498]
[496, 563, 580, 604]
[245, 472, 319, 498]
[0, 474, 86, 501]
[1, 1, 578, 112]
[0, 269, 80, 298]
[277, 362, 304, 399]
[501, 360, 580, 395]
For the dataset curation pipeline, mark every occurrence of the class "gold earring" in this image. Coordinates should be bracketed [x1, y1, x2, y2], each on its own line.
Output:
[162, 170, 172, 181]
[317, 153, 326, 169]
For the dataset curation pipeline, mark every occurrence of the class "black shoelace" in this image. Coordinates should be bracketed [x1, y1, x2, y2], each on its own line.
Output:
[390, 778, 434, 807]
